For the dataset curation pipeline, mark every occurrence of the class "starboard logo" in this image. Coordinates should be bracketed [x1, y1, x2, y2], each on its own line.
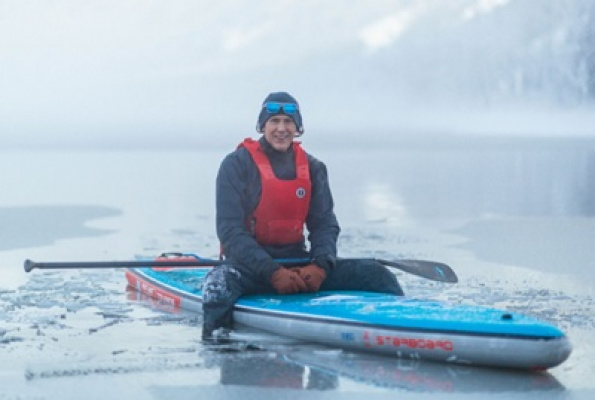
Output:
[296, 187, 306, 199]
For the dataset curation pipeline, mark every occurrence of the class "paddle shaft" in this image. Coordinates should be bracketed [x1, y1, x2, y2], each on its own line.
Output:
[24, 257, 457, 283]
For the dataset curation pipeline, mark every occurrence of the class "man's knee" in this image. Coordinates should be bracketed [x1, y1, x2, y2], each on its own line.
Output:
[342, 259, 405, 296]
[373, 262, 404, 295]
[202, 265, 241, 306]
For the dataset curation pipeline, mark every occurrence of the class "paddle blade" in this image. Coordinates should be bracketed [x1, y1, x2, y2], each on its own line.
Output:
[377, 259, 458, 283]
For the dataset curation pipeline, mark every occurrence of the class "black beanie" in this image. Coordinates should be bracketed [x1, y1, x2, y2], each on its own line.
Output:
[256, 91, 303, 134]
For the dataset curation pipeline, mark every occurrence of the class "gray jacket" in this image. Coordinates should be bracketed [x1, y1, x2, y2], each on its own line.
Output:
[216, 137, 339, 281]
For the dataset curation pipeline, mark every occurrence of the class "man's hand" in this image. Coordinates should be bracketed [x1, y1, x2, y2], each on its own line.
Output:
[271, 267, 308, 294]
[294, 264, 327, 292]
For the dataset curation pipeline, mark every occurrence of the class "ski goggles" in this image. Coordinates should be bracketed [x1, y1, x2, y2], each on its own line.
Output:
[262, 102, 299, 115]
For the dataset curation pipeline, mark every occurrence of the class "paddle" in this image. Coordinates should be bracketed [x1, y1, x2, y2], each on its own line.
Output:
[375, 258, 457, 283]
[24, 257, 457, 283]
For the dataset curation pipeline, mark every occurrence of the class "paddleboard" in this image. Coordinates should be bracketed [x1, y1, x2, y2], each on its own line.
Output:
[125, 261, 571, 370]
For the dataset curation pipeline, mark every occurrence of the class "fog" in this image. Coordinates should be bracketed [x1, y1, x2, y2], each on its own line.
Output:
[1, 0, 594, 149]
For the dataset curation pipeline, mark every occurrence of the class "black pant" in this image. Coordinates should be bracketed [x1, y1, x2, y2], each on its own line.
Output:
[201, 259, 404, 337]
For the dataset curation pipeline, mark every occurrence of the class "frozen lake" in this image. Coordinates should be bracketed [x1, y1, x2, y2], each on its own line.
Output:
[1, 135, 594, 399]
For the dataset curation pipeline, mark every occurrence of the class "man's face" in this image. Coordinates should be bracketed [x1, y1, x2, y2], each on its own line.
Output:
[262, 115, 297, 152]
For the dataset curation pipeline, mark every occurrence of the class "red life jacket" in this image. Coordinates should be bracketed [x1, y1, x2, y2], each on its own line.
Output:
[240, 138, 311, 246]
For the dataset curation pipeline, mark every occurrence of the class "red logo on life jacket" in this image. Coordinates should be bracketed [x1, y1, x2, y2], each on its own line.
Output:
[241, 138, 311, 246]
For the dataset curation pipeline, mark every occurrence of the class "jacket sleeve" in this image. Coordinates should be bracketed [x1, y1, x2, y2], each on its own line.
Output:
[306, 155, 340, 273]
[216, 150, 281, 281]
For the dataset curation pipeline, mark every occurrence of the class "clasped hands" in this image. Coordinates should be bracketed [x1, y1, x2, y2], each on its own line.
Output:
[271, 264, 326, 294]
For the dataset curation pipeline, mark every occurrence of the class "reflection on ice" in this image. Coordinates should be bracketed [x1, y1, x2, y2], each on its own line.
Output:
[362, 183, 410, 225]
[146, 347, 564, 395]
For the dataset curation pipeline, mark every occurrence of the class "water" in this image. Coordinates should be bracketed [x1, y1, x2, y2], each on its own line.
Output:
[1, 136, 594, 398]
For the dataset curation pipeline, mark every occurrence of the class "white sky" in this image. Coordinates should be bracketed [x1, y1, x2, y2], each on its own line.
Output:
[1, 0, 593, 149]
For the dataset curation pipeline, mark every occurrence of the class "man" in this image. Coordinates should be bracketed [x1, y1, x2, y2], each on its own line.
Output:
[202, 91, 404, 342]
